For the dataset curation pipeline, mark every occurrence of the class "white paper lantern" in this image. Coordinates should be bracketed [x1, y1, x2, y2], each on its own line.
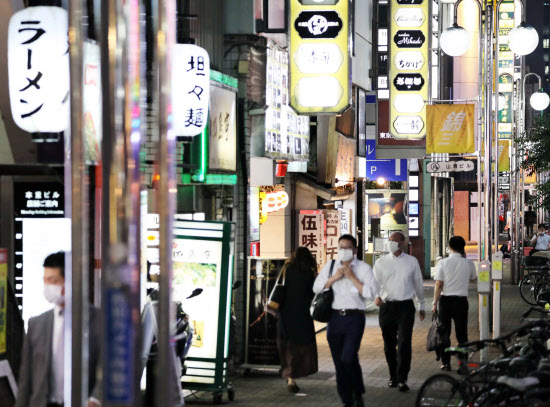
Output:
[530, 91, 550, 111]
[8, 6, 70, 133]
[172, 44, 210, 137]
[508, 23, 539, 56]
[440, 25, 471, 57]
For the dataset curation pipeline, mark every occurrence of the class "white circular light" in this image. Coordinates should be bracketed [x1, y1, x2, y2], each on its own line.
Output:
[530, 91, 550, 111]
[440, 25, 471, 57]
[377, 177, 386, 186]
[508, 23, 539, 56]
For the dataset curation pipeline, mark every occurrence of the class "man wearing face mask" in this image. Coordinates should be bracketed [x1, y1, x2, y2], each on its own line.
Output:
[313, 234, 380, 407]
[373, 232, 425, 393]
[16, 252, 101, 407]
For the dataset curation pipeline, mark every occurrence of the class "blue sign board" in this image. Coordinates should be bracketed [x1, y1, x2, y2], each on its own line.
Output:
[365, 140, 408, 181]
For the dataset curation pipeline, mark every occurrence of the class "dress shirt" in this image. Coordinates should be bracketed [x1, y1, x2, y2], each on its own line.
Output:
[532, 233, 550, 251]
[373, 252, 426, 311]
[434, 253, 476, 297]
[50, 306, 64, 404]
[313, 257, 380, 310]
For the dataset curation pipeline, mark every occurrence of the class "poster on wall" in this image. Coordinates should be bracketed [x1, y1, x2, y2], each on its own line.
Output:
[366, 190, 407, 238]
[172, 238, 223, 363]
[83, 40, 102, 164]
[326, 210, 341, 260]
[209, 81, 237, 172]
[265, 44, 310, 161]
[245, 258, 286, 367]
[335, 135, 356, 187]
[298, 212, 325, 270]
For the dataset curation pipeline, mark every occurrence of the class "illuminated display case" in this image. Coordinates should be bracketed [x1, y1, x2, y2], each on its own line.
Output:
[173, 220, 235, 403]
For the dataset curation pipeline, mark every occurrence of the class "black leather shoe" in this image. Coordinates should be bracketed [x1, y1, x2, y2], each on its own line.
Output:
[440, 364, 451, 371]
[388, 380, 398, 388]
[398, 383, 410, 392]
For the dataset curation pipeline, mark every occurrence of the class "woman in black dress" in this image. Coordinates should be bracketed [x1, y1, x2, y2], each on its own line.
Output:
[276, 246, 318, 393]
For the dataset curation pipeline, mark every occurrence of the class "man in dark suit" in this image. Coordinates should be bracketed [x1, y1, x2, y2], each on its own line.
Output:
[16, 252, 101, 407]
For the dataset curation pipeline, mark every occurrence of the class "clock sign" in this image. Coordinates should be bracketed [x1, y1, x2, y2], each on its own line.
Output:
[393, 30, 425, 48]
[294, 11, 343, 39]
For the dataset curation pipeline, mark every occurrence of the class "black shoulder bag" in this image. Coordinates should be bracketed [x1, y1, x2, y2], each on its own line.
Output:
[311, 260, 335, 323]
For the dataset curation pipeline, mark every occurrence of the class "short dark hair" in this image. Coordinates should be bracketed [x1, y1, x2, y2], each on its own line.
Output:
[339, 234, 357, 248]
[391, 231, 406, 242]
[538, 223, 547, 229]
[449, 236, 466, 253]
[43, 251, 65, 278]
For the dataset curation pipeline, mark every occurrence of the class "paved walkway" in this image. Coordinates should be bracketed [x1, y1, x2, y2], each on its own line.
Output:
[184, 279, 529, 406]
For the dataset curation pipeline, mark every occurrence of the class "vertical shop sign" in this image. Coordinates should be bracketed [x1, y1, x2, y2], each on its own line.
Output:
[0, 249, 7, 354]
[389, 0, 429, 139]
[8, 6, 70, 133]
[209, 78, 237, 171]
[497, 1, 514, 139]
[326, 211, 341, 260]
[172, 44, 210, 136]
[289, 0, 350, 114]
[265, 45, 310, 160]
[340, 209, 352, 235]
[298, 212, 326, 269]
[335, 135, 356, 187]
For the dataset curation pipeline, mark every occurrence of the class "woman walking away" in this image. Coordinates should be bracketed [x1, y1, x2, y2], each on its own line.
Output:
[276, 246, 318, 393]
[432, 236, 477, 371]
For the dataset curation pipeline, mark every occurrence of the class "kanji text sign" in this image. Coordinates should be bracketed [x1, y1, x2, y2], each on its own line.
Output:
[426, 160, 475, 173]
[426, 104, 475, 154]
[8, 6, 70, 133]
[389, 0, 429, 140]
[298, 212, 325, 270]
[172, 44, 210, 136]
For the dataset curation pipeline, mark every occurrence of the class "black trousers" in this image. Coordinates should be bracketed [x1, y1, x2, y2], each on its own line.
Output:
[379, 300, 415, 383]
[327, 312, 366, 406]
[439, 295, 469, 366]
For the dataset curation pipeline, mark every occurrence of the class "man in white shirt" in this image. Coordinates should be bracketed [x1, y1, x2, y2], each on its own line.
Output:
[373, 232, 425, 392]
[432, 236, 477, 371]
[16, 252, 100, 407]
[313, 235, 379, 407]
[529, 223, 550, 256]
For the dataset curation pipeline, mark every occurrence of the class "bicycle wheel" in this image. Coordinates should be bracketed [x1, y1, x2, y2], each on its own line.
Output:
[416, 374, 469, 407]
[520, 273, 542, 306]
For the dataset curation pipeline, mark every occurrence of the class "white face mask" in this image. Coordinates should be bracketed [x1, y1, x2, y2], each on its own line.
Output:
[387, 241, 401, 254]
[338, 248, 354, 262]
[44, 283, 64, 305]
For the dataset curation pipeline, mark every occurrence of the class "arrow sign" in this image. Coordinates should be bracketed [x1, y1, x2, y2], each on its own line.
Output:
[427, 160, 475, 173]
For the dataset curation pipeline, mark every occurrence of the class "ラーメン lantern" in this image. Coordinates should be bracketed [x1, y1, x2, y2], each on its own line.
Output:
[8, 6, 70, 133]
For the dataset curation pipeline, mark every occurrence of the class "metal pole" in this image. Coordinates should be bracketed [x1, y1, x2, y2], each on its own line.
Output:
[156, 0, 176, 406]
[68, 0, 89, 405]
[100, 0, 143, 405]
[510, 79, 520, 283]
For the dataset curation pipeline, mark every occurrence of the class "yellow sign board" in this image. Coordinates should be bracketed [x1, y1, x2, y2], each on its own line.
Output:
[426, 104, 475, 154]
[493, 261, 502, 271]
[498, 139, 510, 172]
[479, 271, 490, 283]
[289, 0, 350, 115]
[389, 0, 429, 140]
[0, 249, 7, 354]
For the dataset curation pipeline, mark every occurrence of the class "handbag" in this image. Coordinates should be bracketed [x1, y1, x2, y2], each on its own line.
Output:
[311, 260, 336, 323]
[427, 311, 450, 352]
[267, 264, 287, 311]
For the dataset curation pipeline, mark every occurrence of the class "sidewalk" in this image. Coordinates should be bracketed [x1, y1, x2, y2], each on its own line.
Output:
[185, 281, 528, 406]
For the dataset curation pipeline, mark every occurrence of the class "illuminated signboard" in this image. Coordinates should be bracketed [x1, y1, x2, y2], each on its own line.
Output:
[8, 6, 70, 133]
[389, 0, 429, 140]
[289, 0, 350, 114]
[497, 0, 515, 139]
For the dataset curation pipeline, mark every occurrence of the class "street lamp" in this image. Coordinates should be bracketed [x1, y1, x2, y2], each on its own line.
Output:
[530, 90, 550, 111]
[440, 23, 471, 57]
[508, 22, 539, 56]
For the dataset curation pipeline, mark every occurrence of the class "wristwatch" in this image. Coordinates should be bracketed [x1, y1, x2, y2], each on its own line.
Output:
[432, 301, 437, 306]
